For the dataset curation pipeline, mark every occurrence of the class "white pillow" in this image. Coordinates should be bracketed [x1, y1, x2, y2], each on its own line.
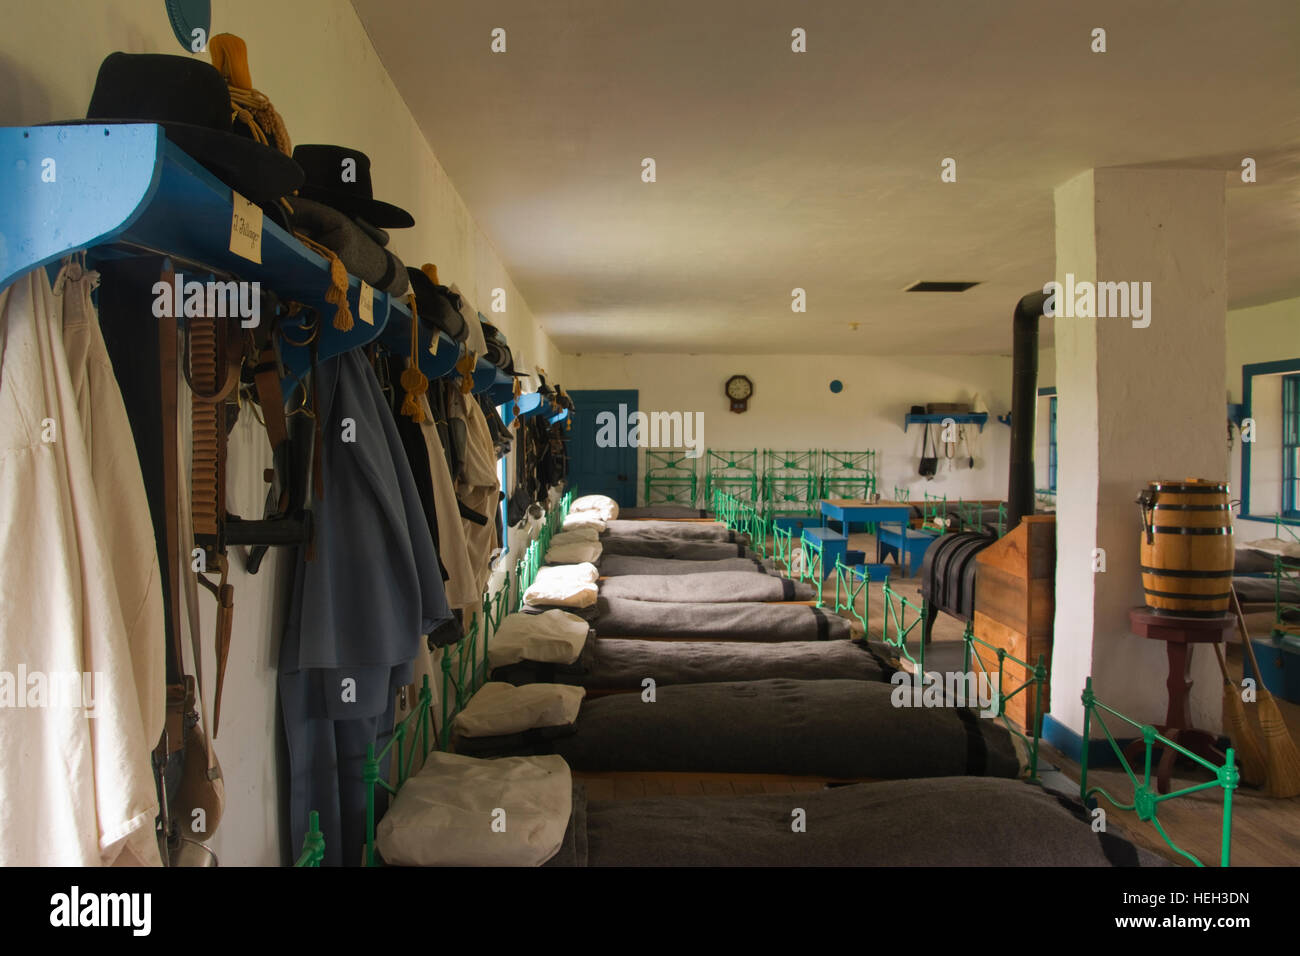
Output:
[375, 751, 571, 867]
[523, 564, 600, 609]
[563, 512, 606, 533]
[488, 610, 591, 671]
[569, 494, 619, 521]
[453, 682, 586, 738]
[546, 538, 603, 565]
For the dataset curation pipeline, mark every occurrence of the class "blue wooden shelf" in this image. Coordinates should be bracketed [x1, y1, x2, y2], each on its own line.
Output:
[0, 123, 510, 400]
[903, 412, 988, 433]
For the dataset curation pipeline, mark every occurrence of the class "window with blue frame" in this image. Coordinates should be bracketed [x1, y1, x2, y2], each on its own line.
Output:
[1284, 373, 1299, 518]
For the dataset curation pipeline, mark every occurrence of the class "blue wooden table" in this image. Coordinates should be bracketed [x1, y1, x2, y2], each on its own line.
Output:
[819, 498, 914, 565]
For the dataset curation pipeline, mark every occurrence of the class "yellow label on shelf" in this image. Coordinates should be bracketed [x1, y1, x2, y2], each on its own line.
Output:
[229, 192, 263, 264]
[358, 280, 374, 325]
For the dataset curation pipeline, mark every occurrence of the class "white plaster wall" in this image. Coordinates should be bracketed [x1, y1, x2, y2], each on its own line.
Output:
[1052, 168, 1229, 737]
[563, 351, 1019, 505]
[0, 0, 561, 865]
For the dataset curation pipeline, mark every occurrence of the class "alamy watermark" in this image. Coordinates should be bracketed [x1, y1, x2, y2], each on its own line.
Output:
[0, 666, 103, 716]
[890, 668, 1001, 718]
[595, 404, 705, 458]
[1042, 273, 1151, 328]
[151, 272, 261, 327]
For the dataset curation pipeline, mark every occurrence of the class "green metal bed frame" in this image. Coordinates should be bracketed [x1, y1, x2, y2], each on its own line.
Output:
[711, 489, 770, 560]
[1080, 677, 1237, 867]
[762, 449, 819, 517]
[819, 450, 877, 501]
[643, 448, 698, 507]
[876, 580, 1045, 782]
[832, 558, 870, 632]
[704, 449, 760, 505]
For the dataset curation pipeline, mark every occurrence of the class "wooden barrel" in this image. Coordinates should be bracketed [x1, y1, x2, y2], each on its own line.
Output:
[1137, 479, 1233, 616]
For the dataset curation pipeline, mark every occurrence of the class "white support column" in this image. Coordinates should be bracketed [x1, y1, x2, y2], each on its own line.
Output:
[1051, 167, 1228, 737]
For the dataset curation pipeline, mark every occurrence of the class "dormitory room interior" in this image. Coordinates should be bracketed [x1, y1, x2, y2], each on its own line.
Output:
[1, 0, 1298, 880]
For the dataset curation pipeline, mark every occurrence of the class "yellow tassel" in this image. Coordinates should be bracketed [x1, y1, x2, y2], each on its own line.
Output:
[401, 366, 428, 423]
[324, 253, 353, 331]
[421, 263, 440, 286]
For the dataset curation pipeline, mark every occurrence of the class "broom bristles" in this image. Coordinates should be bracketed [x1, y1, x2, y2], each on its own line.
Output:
[1222, 684, 1268, 787]
[1234, 592, 1300, 798]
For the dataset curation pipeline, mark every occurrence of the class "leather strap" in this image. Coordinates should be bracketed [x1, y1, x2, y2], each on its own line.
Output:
[158, 265, 187, 757]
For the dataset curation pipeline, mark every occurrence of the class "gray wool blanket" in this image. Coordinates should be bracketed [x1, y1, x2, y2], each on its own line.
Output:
[545, 777, 1168, 867]
[456, 678, 1022, 779]
[616, 506, 709, 519]
[490, 637, 897, 689]
[598, 555, 768, 576]
[591, 596, 850, 641]
[603, 520, 750, 546]
[599, 535, 748, 560]
[598, 571, 814, 603]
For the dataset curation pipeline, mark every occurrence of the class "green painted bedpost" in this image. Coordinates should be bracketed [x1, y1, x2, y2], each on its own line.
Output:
[1220, 749, 1236, 867]
[1079, 677, 1094, 802]
[293, 810, 325, 867]
[440, 651, 454, 751]
[363, 746, 380, 866]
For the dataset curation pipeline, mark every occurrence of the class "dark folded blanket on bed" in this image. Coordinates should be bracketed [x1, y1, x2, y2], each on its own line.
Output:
[598, 555, 767, 576]
[617, 506, 709, 519]
[599, 571, 814, 603]
[546, 777, 1167, 867]
[599, 535, 748, 559]
[603, 520, 749, 546]
[592, 596, 849, 641]
[492, 637, 897, 689]
[458, 678, 1022, 779]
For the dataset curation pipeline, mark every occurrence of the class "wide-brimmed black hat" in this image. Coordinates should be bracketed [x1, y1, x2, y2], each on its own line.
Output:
[481, 320, 526, 377]
[407, 266, 467, 342]
[293, 144, 414, 229]
[57, 52, 303, 206]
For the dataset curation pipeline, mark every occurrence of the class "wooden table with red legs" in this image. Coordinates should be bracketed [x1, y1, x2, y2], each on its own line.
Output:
[1124, 607, 1235, 794]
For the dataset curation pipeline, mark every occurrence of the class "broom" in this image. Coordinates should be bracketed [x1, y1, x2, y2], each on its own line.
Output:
[1211, 638, 1266, 786]
[1232, 590, 1300, 798]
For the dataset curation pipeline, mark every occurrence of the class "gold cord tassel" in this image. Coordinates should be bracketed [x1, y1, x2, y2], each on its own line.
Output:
[401, 295, 428, 423]
[324, 250, 354, 331]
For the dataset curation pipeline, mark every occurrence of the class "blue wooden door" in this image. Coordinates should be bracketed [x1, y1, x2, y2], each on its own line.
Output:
[567, 389, 638, 507]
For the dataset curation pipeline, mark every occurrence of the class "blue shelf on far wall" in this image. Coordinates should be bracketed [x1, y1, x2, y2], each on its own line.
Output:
[903, 412, 989, 433]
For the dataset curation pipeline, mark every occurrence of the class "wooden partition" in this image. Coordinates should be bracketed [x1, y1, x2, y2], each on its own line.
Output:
[972, 516, 1056, 727]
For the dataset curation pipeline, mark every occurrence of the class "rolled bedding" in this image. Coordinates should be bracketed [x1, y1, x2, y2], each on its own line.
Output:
[597, 571, 814, 603]
[545, 777, 1169, 867]
[598, 554, 768, 576]
[599, 535, 748, 560]
[616, 506, 709, 519]
[590, 596, 849, 641]
[602, 519, 750, 545]
[491, 637, 897, 689]
[455, 678, 1024, 779]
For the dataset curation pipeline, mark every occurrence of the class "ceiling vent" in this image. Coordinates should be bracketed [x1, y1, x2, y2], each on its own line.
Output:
[904, 281, 981, 292]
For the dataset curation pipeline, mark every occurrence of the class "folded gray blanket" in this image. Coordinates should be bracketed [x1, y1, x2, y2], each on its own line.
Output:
[458, 677, 1021, 779]
[598, 555, 766, 576]
[603, 520, 749, 546]
[592, 596, 849, 641]
[617, 506, 709, 519]
[290, 197, 409, 296]
[546, 777, 1167, 867]
[599, 571, 813, 603]
[599, 535, 747, 560]
[491, 637, 895, 689]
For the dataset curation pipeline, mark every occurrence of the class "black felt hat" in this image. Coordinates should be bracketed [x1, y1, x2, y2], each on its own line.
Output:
[293, 144, 415, 229]
[407, 266, 467, 342]
[60, 52, 304, 206]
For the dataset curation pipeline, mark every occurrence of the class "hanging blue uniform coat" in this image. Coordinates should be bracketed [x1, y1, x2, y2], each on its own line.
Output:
[279, 348, 450, 866]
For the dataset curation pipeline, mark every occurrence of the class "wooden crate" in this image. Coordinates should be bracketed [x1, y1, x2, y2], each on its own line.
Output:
[972, 516, 1055, 728]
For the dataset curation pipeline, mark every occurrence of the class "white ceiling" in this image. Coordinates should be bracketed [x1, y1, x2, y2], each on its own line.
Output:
[353, 0, 1300, 356]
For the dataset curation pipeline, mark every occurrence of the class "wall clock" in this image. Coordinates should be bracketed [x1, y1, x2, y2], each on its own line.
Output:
[725, 374, 753, 413]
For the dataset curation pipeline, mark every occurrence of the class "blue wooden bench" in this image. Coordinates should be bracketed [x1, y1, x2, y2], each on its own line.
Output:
[876, 524, 937, 576]
[800, 527, 847, 605]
